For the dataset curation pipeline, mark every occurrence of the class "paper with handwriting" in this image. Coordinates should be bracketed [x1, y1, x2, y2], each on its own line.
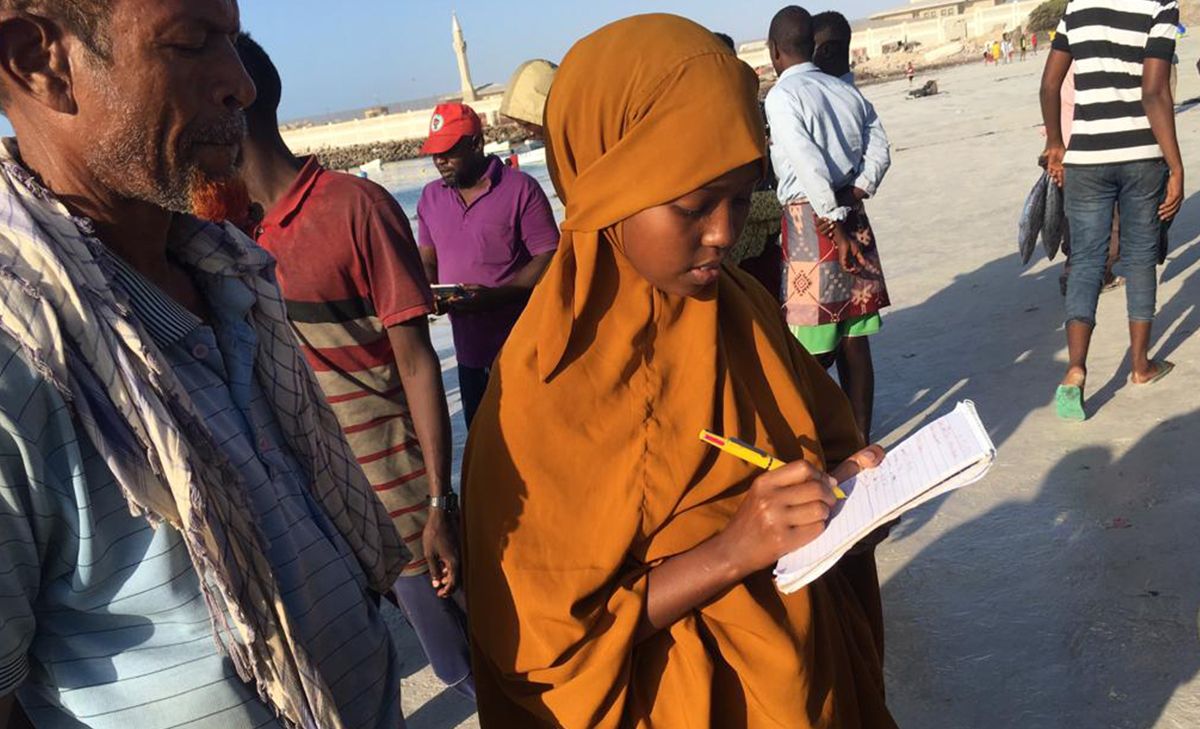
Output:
[775, 401, 996, 593]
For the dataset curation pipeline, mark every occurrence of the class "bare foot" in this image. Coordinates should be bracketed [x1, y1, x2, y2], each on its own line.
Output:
[1060, 366, 1086, 388]
[1129, 359, 1174, 385]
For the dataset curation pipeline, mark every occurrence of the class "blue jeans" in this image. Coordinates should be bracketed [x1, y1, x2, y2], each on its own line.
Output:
[457, 365, 490, 429]
[393, 575, 476, 700]
[1063, 160, 1168, 326]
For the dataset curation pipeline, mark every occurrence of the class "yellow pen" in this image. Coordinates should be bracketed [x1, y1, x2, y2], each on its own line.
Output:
[699, 429, 847, 500]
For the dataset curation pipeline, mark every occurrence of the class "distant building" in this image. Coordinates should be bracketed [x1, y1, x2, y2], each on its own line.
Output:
[854, 0, 1041, 58]
[735, 0, 1040, 70]
[735, 41, 771, 74]
[870, 0, 1006, 24]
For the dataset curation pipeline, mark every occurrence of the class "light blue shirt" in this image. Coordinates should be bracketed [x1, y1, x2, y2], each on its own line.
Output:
[0, 231, 402, 728]
[765, 62, 891, 220]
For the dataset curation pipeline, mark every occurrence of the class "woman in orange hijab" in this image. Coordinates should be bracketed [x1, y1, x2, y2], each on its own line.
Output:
[463, 14, 898, 728]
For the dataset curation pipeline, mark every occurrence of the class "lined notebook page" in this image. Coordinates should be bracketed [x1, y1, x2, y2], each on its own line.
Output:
[775, 401, 994, 589]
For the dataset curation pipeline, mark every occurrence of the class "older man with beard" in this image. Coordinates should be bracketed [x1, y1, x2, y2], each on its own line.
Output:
[0, 1, 410, 728]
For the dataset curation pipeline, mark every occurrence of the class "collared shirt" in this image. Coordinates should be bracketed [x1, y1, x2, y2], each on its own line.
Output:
[764, 62, 891, 220]
[1053, 0, 1178, 165]
[256, 156, 435, 576]
[416, 155, 559, 369]
[0, 231, 401, 728]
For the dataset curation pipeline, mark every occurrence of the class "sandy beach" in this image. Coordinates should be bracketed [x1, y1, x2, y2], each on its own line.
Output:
[390, 35, 1200, 728]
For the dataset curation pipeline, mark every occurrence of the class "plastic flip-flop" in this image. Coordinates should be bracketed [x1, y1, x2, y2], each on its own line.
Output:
[1129, 359, 1175, 386]
[1056, 384, 1086, 421]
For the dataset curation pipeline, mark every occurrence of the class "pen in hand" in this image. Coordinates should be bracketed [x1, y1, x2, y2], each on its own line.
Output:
[699, 430, 847, 500]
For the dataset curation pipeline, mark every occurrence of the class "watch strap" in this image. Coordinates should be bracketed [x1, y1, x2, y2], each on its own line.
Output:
[427, 493, 459, 511]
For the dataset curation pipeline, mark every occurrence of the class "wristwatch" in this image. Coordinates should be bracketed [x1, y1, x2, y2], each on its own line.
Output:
[427, 492, 459, 514]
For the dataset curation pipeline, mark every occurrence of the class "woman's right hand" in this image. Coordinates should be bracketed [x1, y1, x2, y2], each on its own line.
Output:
[639, 448, 884, 640]
[715, 460, 840, 580]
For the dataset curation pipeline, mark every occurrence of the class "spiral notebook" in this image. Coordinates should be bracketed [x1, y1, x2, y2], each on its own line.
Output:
[775, 401, 996, 594]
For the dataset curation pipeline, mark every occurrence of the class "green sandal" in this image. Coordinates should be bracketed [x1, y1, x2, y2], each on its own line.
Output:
[1056, 383, 1086, 421]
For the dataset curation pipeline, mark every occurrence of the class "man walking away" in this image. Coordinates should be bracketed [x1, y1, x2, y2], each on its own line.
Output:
[417, 104, 560, 428]
[1040, 0, 1183, 421]
[766, 6, 892, 442]
[234, 35, 475, 699]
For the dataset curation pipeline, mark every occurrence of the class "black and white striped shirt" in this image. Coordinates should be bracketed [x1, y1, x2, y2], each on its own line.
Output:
[1053, 0, 1179, 165]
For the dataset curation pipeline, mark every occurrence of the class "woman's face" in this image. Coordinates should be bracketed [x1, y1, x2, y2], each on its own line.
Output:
[620, 161, 761, 298]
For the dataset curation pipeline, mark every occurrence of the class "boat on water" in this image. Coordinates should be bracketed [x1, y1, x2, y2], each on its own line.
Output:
[360, 158, 384, 175]
[517, 146, 546, 166]
[483, 139, 547, 169]
[483, 140, 514, 156]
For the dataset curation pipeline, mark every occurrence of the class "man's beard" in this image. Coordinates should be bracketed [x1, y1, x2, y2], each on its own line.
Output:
[189, 173, 253, 230]
[440, 157, 486, 189]
[86, 103, 248, 217]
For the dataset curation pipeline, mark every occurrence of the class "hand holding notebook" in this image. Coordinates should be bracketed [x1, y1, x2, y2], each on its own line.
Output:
[774, 401, 995, 593]
[700, 401, 995, 594]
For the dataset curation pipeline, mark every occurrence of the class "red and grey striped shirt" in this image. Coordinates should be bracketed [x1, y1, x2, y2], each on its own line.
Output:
[257, 157, 436, 576]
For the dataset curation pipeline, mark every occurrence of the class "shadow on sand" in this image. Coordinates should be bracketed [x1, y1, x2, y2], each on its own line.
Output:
[883, 407, 1200, 728]
[873, 190, 1200, 542]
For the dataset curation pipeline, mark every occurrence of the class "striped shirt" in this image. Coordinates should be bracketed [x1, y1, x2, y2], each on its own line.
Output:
[1053, 0, 1179, 165]
[0, 244, 402, 727]
[256, 157, 436, 577]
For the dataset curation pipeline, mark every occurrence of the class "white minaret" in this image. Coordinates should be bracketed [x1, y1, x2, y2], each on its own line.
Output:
[452, 12, 478, 103]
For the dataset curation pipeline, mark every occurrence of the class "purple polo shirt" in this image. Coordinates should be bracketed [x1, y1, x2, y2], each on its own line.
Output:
[417, 155, 559, 368]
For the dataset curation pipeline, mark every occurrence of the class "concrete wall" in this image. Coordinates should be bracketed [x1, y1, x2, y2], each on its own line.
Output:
[738, 45, 771, 70]
[852, 0, 1043, 58]
[281, 96, 505, 153]
[872, 0, 1000, 24]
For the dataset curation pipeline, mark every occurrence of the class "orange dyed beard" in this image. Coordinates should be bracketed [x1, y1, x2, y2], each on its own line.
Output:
[189, 173, 253, 232]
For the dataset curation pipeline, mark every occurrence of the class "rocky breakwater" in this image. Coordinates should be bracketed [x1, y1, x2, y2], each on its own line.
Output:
[313, 123, 527, 171]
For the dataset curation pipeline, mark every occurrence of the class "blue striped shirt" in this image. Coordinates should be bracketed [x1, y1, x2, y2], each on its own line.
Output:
[0, 241, 401, 727]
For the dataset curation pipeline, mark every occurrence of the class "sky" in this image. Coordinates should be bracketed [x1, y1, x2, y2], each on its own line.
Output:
[0, 0, 899, 136]
[240, 0, 900, 122]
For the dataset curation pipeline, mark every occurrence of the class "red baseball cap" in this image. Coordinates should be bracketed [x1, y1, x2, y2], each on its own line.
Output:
[420, 103, 483, 156]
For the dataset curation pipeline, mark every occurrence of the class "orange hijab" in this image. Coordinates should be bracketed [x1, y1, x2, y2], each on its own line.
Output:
[463, 14, 896, 728]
